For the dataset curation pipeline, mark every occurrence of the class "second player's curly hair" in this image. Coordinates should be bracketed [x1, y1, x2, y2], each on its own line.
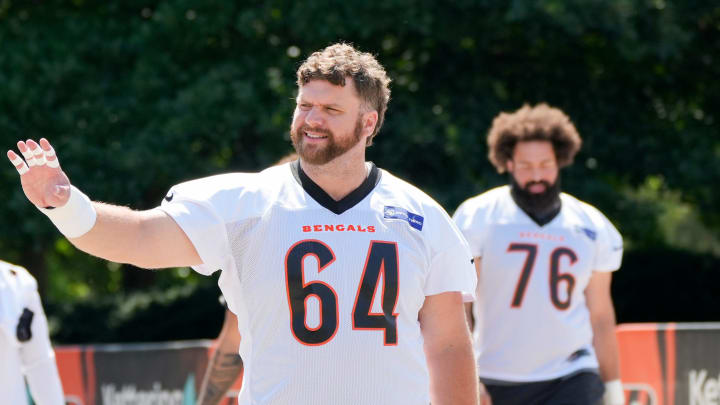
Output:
[297, 43, 391, 145]
[487, 103, 582, 173]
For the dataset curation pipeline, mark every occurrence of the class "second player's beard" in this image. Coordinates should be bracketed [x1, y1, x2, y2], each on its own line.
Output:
[510, 176, 562, 226]
[290, 117, 364, 165]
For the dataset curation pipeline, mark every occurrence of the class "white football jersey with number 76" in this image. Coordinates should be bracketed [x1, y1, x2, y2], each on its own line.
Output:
[453, 185, 622, 382]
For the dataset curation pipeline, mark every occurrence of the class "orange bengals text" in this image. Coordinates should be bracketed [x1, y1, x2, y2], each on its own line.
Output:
[302, 224, 376, 233]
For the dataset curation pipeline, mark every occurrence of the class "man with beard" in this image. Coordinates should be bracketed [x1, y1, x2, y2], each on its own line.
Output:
[7, 43, 479, 405]
[453, 104, 624, 405]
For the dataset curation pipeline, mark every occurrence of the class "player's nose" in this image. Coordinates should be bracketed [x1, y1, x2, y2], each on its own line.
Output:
[530, 167, 544, 181]
[304, 107, 325, 127]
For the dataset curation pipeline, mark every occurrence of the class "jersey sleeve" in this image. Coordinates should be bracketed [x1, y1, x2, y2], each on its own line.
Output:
[592, 212, 624, 272]
[424, 210, 478, 300]
[158, 175, 237, 276]
[452, 197, 489, 259]
[20, 286, 65, 405]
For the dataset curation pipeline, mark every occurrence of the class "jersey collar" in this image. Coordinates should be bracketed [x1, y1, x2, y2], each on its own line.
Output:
[291, 160, 382, 215]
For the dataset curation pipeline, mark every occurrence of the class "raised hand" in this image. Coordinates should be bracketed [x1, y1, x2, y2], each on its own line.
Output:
[7, 138, 71, 208]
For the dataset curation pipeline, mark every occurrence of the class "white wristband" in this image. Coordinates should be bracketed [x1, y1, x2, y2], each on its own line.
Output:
[38, 185, 97, 238]
[604, 379, 624, 405]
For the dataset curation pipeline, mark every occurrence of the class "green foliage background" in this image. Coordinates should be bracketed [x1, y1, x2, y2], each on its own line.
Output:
[0, 0, 718, 342]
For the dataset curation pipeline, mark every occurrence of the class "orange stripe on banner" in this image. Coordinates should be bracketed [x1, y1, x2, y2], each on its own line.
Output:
[55, 346, 86, 403]
[616, 323, 665, 405]
[665, 323, 676, 405]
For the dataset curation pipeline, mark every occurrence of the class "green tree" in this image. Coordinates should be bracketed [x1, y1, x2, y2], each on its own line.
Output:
[0, 0, 717, 340]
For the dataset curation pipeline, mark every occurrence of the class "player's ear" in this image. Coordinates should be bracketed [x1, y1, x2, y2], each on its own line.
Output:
[361, 110, 379, 138]
[506, 160, 515, 173]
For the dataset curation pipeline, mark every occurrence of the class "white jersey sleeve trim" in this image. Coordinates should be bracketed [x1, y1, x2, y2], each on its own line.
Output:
[452, 201, 484, 258]
[452, 187, 506, 259]
[593, 216, 623, 272]
[424, 211, 477, 300]
[571, 197, 624, 272]
[424, 247, 477, 300]
[159, 198, 231, 276]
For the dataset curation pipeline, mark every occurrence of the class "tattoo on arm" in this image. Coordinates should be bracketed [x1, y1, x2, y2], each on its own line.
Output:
[197, 350, 244, 405]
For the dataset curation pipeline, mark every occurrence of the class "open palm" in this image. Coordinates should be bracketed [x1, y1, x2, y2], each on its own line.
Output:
[7, 138, 71, 208]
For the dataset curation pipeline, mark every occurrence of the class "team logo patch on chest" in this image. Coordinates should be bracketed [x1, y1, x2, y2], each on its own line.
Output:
[383, 206, 424, 231]
[574, 226, 597, 241]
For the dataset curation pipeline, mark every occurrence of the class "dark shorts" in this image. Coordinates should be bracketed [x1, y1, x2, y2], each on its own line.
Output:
[483, 371, 605, 405]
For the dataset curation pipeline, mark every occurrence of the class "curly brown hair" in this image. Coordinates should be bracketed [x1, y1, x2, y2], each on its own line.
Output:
[296, 43, 391, 145]
[487, 103, 582, 173]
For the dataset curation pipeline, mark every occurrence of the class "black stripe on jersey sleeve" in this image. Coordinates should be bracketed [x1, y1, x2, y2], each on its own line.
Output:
[291, 160, 381, 215]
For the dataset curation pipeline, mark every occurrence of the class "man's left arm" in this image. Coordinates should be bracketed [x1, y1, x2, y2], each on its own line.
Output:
[585, 271, 623, 405]
[419, 291, 479, 405]
[197, 309, 243, 405]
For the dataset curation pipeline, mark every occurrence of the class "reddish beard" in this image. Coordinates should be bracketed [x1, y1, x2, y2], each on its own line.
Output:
[290, 116, 364, 165]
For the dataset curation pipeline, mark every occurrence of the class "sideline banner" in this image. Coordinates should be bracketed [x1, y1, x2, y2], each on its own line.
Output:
[56, 340, 212, 405]
[53, 323, 720, 405]
[617, 323, 720, 405]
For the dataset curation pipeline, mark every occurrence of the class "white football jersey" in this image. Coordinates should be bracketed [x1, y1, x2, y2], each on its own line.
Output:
[453, 185, 622, 382]
[159, 162, 476, 405]
[0, 261, 64, 405]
